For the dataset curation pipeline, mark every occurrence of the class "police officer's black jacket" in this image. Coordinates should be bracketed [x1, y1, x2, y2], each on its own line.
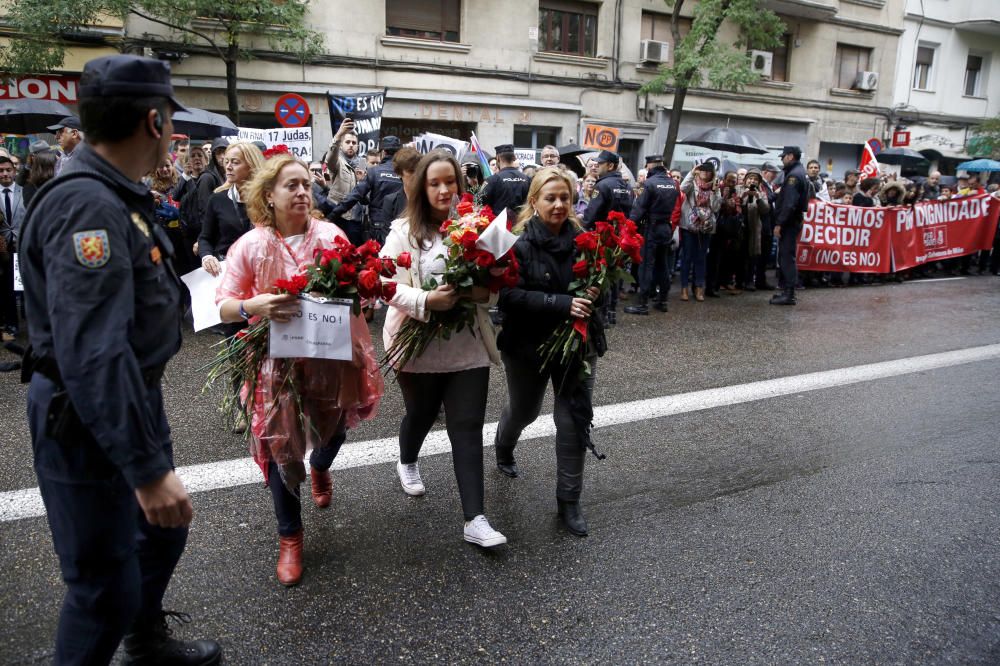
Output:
[330, 156, 402, 228]
[481, 166, 530, 220]
[197, 188, 251, 260]
[583, 170, 634, 229]
[629, 166, 679, 229]
[774, 160, 809, 228]
[498, 217, 606, 366]
[383, 188, 407, 223]
[19, 144, 183, 489]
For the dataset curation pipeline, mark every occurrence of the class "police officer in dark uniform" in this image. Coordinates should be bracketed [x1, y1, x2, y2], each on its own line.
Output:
[770, 146, 809, 306]
[583, 150, 634, 324]
[18, 55, 221, 665]
[480, 144, 530, 220]
[625, 154, 679, 315]
[330, 135, 404, 245]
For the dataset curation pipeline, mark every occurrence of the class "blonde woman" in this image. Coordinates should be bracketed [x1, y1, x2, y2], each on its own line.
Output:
[216, 154, 383, 585]
[199, 142, 265, 276]
[495, 167, 604, 537]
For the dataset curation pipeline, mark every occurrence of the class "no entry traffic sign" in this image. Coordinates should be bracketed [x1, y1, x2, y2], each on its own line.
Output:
[275, 93, 311, 128]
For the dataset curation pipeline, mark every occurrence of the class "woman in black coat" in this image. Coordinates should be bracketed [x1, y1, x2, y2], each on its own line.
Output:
[495, 167, 605, 537]
[198, 142, 265, 277]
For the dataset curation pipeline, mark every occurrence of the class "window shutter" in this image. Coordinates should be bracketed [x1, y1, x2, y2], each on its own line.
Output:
[387, 0, 460, 33]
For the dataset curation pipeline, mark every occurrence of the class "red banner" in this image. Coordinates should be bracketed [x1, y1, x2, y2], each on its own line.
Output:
[891, 194, 999, 271]
[796, 199, 893, 273]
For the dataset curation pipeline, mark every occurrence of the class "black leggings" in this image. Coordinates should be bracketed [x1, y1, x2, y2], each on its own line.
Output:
[269, 430, 345, 537]
[397, 367, 489, 521]
[496, 352, 595, 502]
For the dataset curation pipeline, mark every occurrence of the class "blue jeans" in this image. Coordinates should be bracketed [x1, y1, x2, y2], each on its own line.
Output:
[680, 230, 710, 289]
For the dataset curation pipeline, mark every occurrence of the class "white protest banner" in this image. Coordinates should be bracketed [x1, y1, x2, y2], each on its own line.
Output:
[515, 149, 537, 167]
[269, 296, 353, 361]
[413, 132, 468, 157]
[180, 264, 226, 331]
[12, 254, 22, 292]
[234, 127, 313, 161]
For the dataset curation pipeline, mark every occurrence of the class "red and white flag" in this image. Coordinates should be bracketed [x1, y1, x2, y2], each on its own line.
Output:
[859, 142, 880, 179]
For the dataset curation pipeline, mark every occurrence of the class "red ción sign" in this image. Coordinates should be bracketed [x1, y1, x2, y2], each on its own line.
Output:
[274, 93, 310, 128]
[0, 75, 79, 103]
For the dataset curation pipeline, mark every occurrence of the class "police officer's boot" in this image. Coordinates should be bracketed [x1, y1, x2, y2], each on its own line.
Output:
[769, 287, 796, 306]
[557, 499, 588, 537]
[495, 432, 519, 478]
[624, 295, 649, 315]
[122, 611, 222, 665]
[654, 296, 668, 312]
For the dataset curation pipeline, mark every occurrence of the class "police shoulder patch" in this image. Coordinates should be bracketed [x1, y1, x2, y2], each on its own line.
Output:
[73, 229, 111, 268]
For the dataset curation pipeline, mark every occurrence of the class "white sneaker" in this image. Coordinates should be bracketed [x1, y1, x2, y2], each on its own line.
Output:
[396, 461, 426, 496]
[463, 515, 507, 548]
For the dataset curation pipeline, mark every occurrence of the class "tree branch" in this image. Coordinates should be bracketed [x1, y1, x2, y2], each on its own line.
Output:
[127, 7, 225, 60]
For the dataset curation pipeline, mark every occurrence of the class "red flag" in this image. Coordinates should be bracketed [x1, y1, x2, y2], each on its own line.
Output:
[859, 142, 880, 179]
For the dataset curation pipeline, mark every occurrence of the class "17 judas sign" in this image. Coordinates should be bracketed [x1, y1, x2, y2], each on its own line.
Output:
[0, 76, 79, 103]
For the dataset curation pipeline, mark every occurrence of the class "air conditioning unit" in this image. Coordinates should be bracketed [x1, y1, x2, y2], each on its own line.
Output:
[640, 39, 670, 64]
[854, 71, 880, 91]
[750, 50, 773, 78]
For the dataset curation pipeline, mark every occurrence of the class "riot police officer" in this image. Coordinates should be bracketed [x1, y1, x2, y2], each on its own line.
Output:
[583, 150, 634, 324]
[770, 146, 809, 306]
[480, 144, 530, 220]
[625, 155, 679, 315]
[330, 135, 404, 244]
[19, 55, 221, 665]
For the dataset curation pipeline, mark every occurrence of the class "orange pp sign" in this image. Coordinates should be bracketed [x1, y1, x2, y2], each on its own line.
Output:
[583, 124, 620, 152]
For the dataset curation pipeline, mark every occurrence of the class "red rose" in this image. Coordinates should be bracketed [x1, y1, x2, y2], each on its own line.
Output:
[336, 262, 357, 282]
[620, 234, 643, 263]
[460, 192, 474, 204]
[274, 274, 308, 295]
[358, 239, 380, 258]
[475, 251, 495, 268]
[365, 257, 382, 273]
[572, 259, 589, 278]
[479, 205, 496, 222]
[456, 200, 475, 216]
[380, 257, 397, 278]
[358, 269, 380, 297]
[380, 280, 397, 301]
[607, 211, 626, 224]
[396, 252, 412, 269]
[460, 229, 479, 250]
[574, 232, 599, 253]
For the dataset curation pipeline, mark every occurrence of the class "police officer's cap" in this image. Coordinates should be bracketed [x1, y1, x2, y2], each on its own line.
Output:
[79, 55, 187, 111]
[779, 145, 802, 159]
[595, 150, 619, 165]
[644, 154, 663, 164]
[494, 144, 515, 155]
[46, 116, 82, 132]
[381, 136, 402, 153]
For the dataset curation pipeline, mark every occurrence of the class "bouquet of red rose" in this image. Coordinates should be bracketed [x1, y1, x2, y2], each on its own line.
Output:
[536, 211, 643, 379]
[381, 194, 519, 371]
[202, 235, 396, 432]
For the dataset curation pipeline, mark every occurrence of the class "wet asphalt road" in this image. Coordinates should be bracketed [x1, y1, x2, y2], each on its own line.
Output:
[1, 275, 999, 664]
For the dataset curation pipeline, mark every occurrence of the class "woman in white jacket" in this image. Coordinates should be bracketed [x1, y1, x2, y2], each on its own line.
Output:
[379, 150, 507, 548]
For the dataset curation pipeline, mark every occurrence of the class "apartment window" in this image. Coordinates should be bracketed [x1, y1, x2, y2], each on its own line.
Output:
[835, 43, 872, 89]
[965, 54, 984, 96]
[913, 45, 934, 90]
[748, 33, 792, 82]
[386, 0, 460, 43]
[514, 126, 560, 150]
[539, 0, 598, 58]
[640, 11, 692, 64]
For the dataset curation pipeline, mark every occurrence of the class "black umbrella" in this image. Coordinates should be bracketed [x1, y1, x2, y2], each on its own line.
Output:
[875, 147, 929, 167]
[0, 99, 74, 134]
[679, 128, 768, 155]
[171, 107, 238, 138]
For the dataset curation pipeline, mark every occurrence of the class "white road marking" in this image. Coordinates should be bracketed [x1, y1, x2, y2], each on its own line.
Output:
[3, 343, 999, 523]
[905, 277, 967, 283]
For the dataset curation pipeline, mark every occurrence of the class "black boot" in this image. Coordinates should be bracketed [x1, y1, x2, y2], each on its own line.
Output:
[624, 295, 648, 315]
[653, 297, 668, 312]
[769, 288, 796, 306]
[123, 611, 222, 666]
[557, 500, 588, 537]
[495, 447, 519, 478]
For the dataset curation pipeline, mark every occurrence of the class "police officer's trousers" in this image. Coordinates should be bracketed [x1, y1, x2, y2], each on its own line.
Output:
[637, 224, 673, 300]
[28, 376, 187, 666]
[496, 352, 596, 501]
[777, 223, 801, 290]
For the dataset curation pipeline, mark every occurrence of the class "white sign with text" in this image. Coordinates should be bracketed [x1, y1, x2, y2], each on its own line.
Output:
[269, 296, 352, 361]
[234, 127, 313, 161]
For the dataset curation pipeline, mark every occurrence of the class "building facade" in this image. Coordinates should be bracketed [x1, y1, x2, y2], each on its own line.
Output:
[890, 0, 999, 173]
[6, 0, 919, 178]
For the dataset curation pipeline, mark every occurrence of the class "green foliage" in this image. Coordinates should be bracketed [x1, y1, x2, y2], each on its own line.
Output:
[640, 0, 785, 96]
[0, 0, 323, 75]
[967, 116, 1000, 159]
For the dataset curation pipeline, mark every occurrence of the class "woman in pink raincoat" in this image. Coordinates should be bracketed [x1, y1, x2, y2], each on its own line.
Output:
[216, 153, 383, 586]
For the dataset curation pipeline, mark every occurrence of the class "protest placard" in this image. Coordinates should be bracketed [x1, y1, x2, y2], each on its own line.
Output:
[269, 296, 353, 361]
